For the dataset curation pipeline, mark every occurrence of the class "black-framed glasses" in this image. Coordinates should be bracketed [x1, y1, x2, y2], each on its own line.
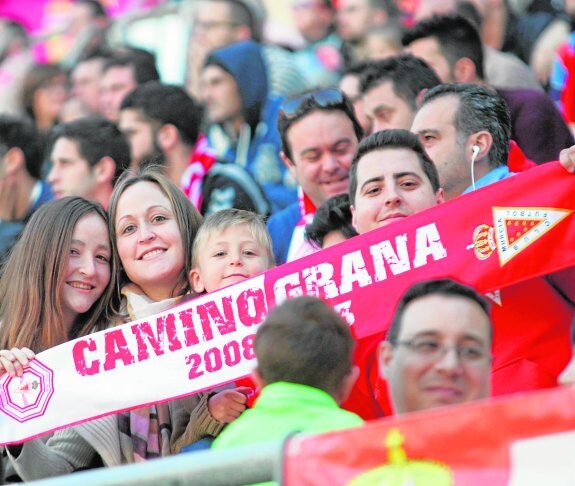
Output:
[279, 88, 347, 121]
[395, 337, 489, 365]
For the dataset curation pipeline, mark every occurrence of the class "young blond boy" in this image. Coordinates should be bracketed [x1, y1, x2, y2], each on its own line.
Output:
[188, 208, 275, 294]
[174, 209, 275, 453]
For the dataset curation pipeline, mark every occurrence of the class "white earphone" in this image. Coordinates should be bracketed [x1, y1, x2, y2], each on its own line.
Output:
[472, 145, 480, 159]
[470, 145, 480, 191]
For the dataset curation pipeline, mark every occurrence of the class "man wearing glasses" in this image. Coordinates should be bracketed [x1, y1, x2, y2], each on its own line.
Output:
[379, 279, 492, 413]
[269, 87, 363, 265]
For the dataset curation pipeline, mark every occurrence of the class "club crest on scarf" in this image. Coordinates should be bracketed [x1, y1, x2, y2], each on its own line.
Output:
[0, 359, 55, 423]
[471, 207, 572, 265]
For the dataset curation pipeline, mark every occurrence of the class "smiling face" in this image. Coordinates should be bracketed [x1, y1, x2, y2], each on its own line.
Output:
[380, 293, 492, 413]
[283, 110, 358, 208]
[351, 147, 443, 235]
[114, 181, 185, 301]
[61, 212, 111, 331]
[189, 224, 270, 293]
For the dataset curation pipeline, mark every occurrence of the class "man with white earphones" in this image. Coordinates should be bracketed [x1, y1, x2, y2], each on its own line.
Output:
[348, 119, 574, 410]
[411, 83, 513, 200]
[409, 82, 575, 398]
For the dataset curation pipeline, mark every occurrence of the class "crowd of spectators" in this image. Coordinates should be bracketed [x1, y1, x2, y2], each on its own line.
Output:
[1, 0, 575, 482]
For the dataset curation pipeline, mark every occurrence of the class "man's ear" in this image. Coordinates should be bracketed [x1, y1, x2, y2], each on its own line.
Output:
[435, 187, 445, 205]
[468, 131, 493, 164]
[3, 147, 25, 176]
[156, 124, 179, 152]
[234, 25, 252, 42]
[251, 367, 265, 390]
[350, 203, 359, 232]
[280, 151, 298, 179]
[188, 268, 205, 294]
[378, 341, 395, 380]
[453, 57, 476, 83]
[336, 365, 359, 404]
[280, 151, 294, 168]
[93, 156, 116, 185]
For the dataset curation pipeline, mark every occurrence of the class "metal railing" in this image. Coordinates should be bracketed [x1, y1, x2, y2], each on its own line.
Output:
[30, 440, 285, 486]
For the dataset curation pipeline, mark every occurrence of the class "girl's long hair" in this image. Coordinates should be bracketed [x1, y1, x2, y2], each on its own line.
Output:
[0, 197, 117, 351]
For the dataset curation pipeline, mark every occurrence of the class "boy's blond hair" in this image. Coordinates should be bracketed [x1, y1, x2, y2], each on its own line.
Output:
[192, 208, 275, 269]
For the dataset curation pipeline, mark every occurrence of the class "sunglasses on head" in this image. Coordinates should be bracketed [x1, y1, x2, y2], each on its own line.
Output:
[279, 88, 347, 120]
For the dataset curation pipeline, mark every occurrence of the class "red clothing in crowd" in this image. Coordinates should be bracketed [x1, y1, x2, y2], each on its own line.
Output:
[343, 269, 575, 420]
[181, 134, 216, 210]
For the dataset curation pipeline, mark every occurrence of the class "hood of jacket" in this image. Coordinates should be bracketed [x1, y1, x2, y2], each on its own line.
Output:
[205, 40, 268, 130]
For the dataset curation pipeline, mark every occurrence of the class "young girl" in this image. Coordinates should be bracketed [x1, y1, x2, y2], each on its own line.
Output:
[0, 197, 117, 480]
[0, 196, 115, 369]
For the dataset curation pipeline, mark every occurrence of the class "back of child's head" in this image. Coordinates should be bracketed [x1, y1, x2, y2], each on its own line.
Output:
[255, 296, 354, 398]
[191, 208, 275, 268]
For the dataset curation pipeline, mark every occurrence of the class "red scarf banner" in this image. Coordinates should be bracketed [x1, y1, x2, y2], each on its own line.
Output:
[271, 162, 575, 341]
[283, 386, 575, 485]
[1, 162, 574, 444]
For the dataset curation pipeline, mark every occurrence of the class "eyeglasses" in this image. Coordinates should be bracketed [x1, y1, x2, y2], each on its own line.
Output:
[279, 88, 347, 121]
[395, 337, 489, 365]
[194, 20, 238, 31]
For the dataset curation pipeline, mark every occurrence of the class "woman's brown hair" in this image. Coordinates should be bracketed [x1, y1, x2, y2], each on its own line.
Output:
[107, 167, 203, 310]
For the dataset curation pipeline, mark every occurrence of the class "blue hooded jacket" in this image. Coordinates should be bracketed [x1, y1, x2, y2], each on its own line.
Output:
[205, 40, 297, 213]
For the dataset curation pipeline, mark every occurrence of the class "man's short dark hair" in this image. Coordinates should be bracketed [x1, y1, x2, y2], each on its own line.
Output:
[402, 14, 485, 81]
[359, 54, 441, 111]
[256, 296, 354, 398]
[305, 193, 358, 248]
[349, 129, 440, 203]
[342, 60, 372, 79]
[421, 83, 511, 168]
[103, 51, 159, 85]
[278, 88, 363, 162]
[75, 47, 113, 65]
[49, 117, 130, 184]
[386, 278, 491, 344]
[120, 81, 202, 147]
[0, 116, 44, 180]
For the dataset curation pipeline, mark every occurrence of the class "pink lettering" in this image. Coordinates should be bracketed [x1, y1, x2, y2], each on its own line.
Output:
[179, 308, 200, 346]
[131, 313, 182, 362]
[237, 288, 267, 327]
[72, 338, 100, 376]
[103, 329, 135, 371]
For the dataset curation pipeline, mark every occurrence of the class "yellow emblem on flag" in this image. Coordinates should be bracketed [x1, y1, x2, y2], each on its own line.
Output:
[347, 428, 453, 486]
